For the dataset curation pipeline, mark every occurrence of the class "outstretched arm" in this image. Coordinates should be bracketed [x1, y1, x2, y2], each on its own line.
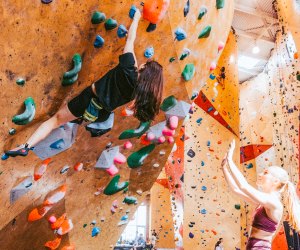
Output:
[124, 8, 141, 68]
[225, 140, 276, 208]
[221, 154, 258, 205]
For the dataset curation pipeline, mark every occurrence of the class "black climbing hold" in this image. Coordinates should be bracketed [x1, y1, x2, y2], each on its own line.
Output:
[187, 149, 195, 158]
[183, 0, 190, 17]
[146, 23, 157, 32]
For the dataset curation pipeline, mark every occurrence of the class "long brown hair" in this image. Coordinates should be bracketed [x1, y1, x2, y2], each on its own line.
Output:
[133, 60, 164, 122]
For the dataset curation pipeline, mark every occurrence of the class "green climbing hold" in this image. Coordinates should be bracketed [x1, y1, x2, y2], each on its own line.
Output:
[123, 196, 137, 204]
[160, 95, 178, 112]
[127, 144, 155, 168]
[234, 204, 241, 210]
[216, 0, 225, 9]
[104, 175, 129, 195]
[104, 18, 118, 30]
[12, 97, 36, 125]
[198, 26, 212, 39]
[91, 11, 106, 24]
[119, 121, 150, 140]
[182, 64, 195, 81]
[198, 7, 208, 20]
[62, 54, 82, 86]
[83, 223, 87, 228]
[16, 78, 25, 86]
[169, 57, 176, 63]
[296, 73, 300, 81]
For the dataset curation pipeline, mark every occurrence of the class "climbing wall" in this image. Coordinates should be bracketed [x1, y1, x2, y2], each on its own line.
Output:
[239, 30, 299, 250]
[150, 170, 176, 249]
[184, 31, 240, 250]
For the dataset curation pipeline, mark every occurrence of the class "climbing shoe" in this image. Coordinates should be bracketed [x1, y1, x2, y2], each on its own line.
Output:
[85, 127, 111, 137]
[5, 144, 30, 157]
[83, 98, 103, 122]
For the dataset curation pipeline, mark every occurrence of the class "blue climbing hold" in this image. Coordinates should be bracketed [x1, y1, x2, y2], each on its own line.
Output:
[207, 107, 213, 112]
[121, 215, 128, 221]
[92, 227, 100, 237]
[175, 28, 187, 41]
[144, 46, 154, 58]
[200, 229, 205, 233]
[246, 163, 253, 169]
[129, 5, 137, 19]
[209, 74, 216, 80]
[200, 209, 207, 214]
[201, 161, 205, 166]
[196, 118, 203, 124]
[207, 141, 210, 147]
[117, 25, 128, 38]
[1, 153, 9, 160]
[94, 35, 105, 48]
[189, 232, 194, 238]
[201, 186, 207, 191]
[50, 139, 65, 149]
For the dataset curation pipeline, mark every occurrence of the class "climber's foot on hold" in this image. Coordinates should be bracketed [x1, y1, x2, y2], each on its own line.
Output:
[5, 144, 30, 157]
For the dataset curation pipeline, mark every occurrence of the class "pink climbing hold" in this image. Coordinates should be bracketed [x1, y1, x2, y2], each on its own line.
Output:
[123, 141, 133, 149]
[218, 41, 225, 52]
[168, 116, 178, 130]
[210, 62, 217, 71]
[48, 215, 57, 224]
[162, 127, 175, 136]
[147, 132, 156, 141]
[106, 164, 119, 176]
[114, 152, 126, 164]
[158, 136, 166, 144]
[168, 137, 174, 144]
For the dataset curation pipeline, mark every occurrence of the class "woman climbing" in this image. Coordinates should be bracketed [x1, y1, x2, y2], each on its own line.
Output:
[221, 140, 300, 250]
[5, 8, 164, 158]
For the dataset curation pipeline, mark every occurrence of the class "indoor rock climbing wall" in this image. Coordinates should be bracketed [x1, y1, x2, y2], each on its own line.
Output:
[239, 30, 299, 250]
[150, 170, 176, 249]
[184, 31, 240, 250]
[0, 0, 192, 249]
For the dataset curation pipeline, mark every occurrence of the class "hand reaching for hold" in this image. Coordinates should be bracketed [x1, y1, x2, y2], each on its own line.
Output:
[133, 8, 142, 20]
[227, 139, 235, 160]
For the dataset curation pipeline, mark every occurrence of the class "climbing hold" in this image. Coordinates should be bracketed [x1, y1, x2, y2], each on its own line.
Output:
[123, 196, 137, 204]
[234, 204, 241, 210]
[198, 25, 212, 39]
[127, 144, 155, 168]
[34, 158, 51, 181]
[60, 165, 70, 174]
[189, 232, 194, 238]
[103, 175, 129, 195]
[167, 137, 174, 144]
[210, 62, 217, 71]
[144, 46, 154, 58]
[296, 72, 300, 81]
[208, 107, 213, 112]
[44, 237, 61, 249]
[16, 78, 25, 86]
[136, 190, 143, 195]
[91, 11, 106, 24]
[246, 163, 253, 169]
[201, 186, 207, 191]
[183, 0, 190, 17]
[160, 95, 178, 112]
[106, 164, 119, 176]
[169, 57, 176, 62]
[94, 35, 105, 48]
[162, 127, 175, 137]
[167, 116, 178, 130]
[92, 227, 100, 237]
[1, 154, 9, 160]
[146, 23, 157, 32]
[146, 132, 156, 141]
[41, 0, 53, 4]
[196, 118, 203, 124]
[57, 219, 73, 235]
[117, 25, 128, 38]
[182, 64, 195, 81]
[129, 5, 137, 19]
[153, 163, 159, 168]
[201, 161, 205, 166]
[216, 0, 225, 9]
[209, 74, 216, 80]
[187, 149, 195, 158]
[9, 128, 16, 135]
[218, 41, 225, 52]
[124, 141, 133, 149]
[10, 176, 33, 204]
[104, 18, 118, 30]
[62, 54, 82, 86]
[207, 141, 211, 147]
[121, 215, 128, 221]
[73, 162, 83, 172]
[114, 152, 126, 164]
[175, 28, 187, 41]
[179, 48, 191, 60]
[119, 121, 150, 140]
[12, 97, 36, 125]
[198, 6, 208, 20]
[49, 138, 65, 150]
[61, 245, 75, 250]
[200, 209, 207, 214]
[158, 136, 166, 144]
[143, 0, 170, 24]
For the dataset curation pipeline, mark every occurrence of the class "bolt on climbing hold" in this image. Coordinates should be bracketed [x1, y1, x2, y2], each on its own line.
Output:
[198, 25, 212, 39]
[119, 121, 151, 140]
[144, 46, 154, 58]
[12, 97, 36, 125]
[105, 18, 118, 30]
[41, 0, 53, 3]
[160, 95, 178, 112]
[62, 54, 82, 86]
[60, 165, 70, 174]
[91, 11, 106, 24]
[169, 57, 176, 62]
[234, 204, 241, 210]
[175, 27, 187, 41]
[198, 6, 208, 20]
[127, 144, 155, 168]
[94, 35, 104, 48]
[210, 62, 217, 71]
[9, 128, 16, 135]
[183, 0, 190, 17]
[129, 5, 137, 19]
[123, 196, 138, 204]
[103, 174, 129, 195]
[182, 64, 195, 81]
[180, 48, 191, 60]
[92, 227, 100, 237]
[34, 158, 51, 181]
[16, 78, 25, 86]
[216, 0, 225, 9]
[218, 41, 225, 52]
[117, 25, 128, 38]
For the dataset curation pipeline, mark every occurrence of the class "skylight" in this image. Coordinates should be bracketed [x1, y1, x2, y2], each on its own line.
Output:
[238, 55, 261, 70]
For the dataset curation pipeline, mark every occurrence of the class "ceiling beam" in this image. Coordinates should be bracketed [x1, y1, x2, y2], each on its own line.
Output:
[234, 28, 275, 44]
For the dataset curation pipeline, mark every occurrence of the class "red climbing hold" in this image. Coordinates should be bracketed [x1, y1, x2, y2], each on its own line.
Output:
[143, 0, 170, 24]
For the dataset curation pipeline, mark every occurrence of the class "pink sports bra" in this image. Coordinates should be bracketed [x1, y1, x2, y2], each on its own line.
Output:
[252, 206, 278, 233]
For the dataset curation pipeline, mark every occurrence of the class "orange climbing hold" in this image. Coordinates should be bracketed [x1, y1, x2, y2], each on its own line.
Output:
[45, 237, 62, 250]
[57, 219, 74, 235]
[143, 0, 170, 24]
[73, 162, 83, 171]
[211, 229, 217, 235]
[43, 184, 67, 206]
[34, 158, 51, 181]
[61, 245, 75, 250]
[140, 134, 151, 145]
[28, 205, 52, 222]
[50, 213, 67, 230]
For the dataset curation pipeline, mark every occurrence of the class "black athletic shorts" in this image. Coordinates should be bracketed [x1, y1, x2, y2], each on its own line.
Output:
[67, 85, 111, 122]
